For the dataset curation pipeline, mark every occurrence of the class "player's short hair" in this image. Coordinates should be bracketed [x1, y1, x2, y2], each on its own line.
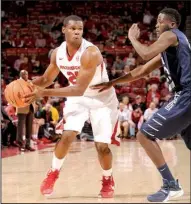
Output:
[160, 8, 181, 27]
[63, 15, 83, 26]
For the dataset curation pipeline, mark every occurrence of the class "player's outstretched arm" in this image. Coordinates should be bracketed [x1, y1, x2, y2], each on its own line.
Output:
[32, 48, 60, 88]
[24, 46, 102, 102]
[91, 54, 162, 92]
[128, 24, 177, 61]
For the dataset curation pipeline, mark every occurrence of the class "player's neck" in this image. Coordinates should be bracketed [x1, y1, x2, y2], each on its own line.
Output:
[66, 42, 81, 57]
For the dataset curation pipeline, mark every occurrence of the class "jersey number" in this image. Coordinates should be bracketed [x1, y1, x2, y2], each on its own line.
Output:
[67, 71, 78, 85]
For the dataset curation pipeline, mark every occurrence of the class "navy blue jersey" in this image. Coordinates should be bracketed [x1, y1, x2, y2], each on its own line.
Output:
[161, 28, 191, 92]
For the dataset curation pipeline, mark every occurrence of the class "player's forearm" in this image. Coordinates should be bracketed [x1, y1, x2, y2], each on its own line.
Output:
[129, 37, 150, 60]
[42, 86, 84, 97]
[32, 76, 53, 88]
[111, 65, 147, 86]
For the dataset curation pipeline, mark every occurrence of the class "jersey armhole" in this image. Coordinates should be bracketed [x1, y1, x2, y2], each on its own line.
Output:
[171, 30, 179, 47]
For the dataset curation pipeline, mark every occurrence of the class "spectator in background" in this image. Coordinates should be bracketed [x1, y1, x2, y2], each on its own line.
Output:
[80, 119, 94, 141]
[32, 60, 43, 74]
[5, 103, 16, 120]
[1, 106, 17, 147]
[50, 30, 62, 41]
[38, 103, 58, 143]
[108, 67, 121, 80]
[159, 94, 171, 108]
[146, 83, 160, 107]
[113, 55, 125, 71]
[14, 53, 25, 72]
[20, 57, 32, 73]
[49, 82, 64, 110]
[144, 102, 158, 121]
[24, 35, 35, 48]
[152, 97, 160, 109]
[90, 24, 100, 37]
[41, 19, 53, 33]
[16, 70, 35, 151]
[32, 101, 45, 142]
[30, 54, 38, 66]
[143, 9, 154, 25]
[123, 65, 130, 75]
[148, 30, 158, 41]
[133, 95, 146, 112]
[100, 25, 109, 40]
[160, 81, 170, 100]
[122, 96, 133, 112]
[124, 52, 136, 67]
[121, 11, 132, 23]
[35, 33, 46, 48]
[129, 107, 144, 139]
[149, 68, 161, 79]
[2, 35, 12, 49]
[51, 18, 63, 32]
[12, 33, 24, 48]
[49, 102, 59, 125]
[118, 102, 130, 139]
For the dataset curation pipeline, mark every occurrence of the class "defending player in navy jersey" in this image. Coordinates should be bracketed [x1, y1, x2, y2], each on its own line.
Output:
[92, 8, 191, 202]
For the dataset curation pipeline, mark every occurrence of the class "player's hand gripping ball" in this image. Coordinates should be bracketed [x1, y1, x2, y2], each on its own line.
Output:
[4, 79, 35, 108]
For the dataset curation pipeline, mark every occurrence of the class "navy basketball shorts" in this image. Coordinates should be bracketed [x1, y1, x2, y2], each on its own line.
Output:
[140, 90, 191, 147]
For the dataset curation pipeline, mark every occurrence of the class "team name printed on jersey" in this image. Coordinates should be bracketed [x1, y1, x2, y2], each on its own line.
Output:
[60, 65, 80, 70]
[56, 39, 110, 96]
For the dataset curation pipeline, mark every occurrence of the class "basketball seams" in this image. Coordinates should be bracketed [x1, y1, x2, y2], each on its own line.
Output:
[4, 79, 33, 108]
[17, 79, 26, 100]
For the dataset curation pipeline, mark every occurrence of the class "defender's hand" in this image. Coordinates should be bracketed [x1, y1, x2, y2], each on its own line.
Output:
[90, 82, 113, 92]
[128, 23, 140, 40]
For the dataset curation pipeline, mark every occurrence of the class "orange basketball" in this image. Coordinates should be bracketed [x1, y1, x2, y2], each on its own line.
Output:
[4, 79, 34, 108]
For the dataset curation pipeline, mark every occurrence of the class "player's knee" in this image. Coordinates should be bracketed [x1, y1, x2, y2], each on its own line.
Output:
[60, 131, 77, 145]
[137, 130, 156, 143]
[95, 143, 110, 155]
[136, 130, 150, 144]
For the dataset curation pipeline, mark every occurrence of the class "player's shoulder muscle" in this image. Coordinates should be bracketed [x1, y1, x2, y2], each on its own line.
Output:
[159, 30, 177, 46]
[81, 46, 103, 68]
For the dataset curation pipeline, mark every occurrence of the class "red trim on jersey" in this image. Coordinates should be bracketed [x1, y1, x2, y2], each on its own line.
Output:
[111, 120, 120, 146]
[101, 62, 104, 78]
[66, 47, 78, 61]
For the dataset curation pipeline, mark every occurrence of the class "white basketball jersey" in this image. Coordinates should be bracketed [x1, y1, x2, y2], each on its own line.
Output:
[56, 38, 113, 97]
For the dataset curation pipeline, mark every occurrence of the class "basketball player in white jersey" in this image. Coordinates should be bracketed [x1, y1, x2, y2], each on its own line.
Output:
[24, 15, 119, 198]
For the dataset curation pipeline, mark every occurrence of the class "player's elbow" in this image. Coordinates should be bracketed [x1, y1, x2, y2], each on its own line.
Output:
[77, 91, 84, 96]
[75, 87, 85, 96]
[141, 53, 151, 61]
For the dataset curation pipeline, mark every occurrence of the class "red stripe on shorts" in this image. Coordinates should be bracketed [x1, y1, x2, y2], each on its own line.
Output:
[111, 120, 120, 146]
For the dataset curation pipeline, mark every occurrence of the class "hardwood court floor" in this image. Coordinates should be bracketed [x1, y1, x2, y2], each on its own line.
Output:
[2, 139, 190, 203]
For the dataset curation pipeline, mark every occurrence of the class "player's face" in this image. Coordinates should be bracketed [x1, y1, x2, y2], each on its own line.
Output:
[155, 13, 176, 37]
[63, 20, 83, 46]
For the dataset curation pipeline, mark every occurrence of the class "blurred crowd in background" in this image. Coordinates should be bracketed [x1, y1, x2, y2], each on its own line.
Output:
[1, 0, 190, 148]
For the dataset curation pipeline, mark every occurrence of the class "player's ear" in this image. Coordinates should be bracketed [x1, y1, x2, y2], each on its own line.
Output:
[171, 22, 176, 28]
[62, 26, 65, 34]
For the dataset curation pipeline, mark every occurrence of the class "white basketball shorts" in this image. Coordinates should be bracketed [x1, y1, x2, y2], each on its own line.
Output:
[63, 89, 120, 146]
